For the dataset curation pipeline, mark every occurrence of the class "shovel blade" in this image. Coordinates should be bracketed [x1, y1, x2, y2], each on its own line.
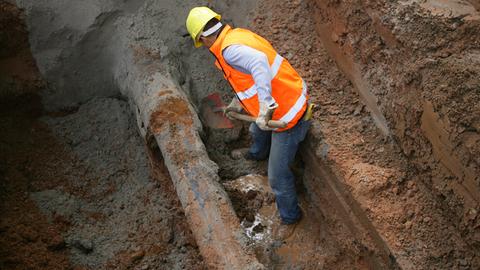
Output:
[200, 93, 234, 129]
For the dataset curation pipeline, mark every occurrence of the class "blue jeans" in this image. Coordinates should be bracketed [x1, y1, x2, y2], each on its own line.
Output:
[249, 119, 311, 224]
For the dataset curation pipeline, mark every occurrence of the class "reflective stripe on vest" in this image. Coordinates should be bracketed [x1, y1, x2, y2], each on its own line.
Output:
[280, 80, 307, 123]
[236, 54, 284, 101]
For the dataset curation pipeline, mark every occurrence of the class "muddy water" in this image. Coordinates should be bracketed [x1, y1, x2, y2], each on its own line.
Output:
[223, 174, 355, 269]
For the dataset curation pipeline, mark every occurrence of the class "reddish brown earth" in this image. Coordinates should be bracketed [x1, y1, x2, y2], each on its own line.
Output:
[0, 96, 73, 270]
[0, 3, 70, 268]
[250, 0, 480, 269]
[0, 2, 42, 98]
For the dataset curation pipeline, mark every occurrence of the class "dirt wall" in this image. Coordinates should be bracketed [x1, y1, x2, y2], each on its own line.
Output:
[0, 1, 42, 99]
[311, 0, 480, 250]
[245, 0, 480, 268]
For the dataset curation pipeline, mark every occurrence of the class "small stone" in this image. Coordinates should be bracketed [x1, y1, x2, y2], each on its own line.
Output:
[130, 250, 145, 262]
[407, 181, 415, 189]
[353, 104, 363, 116]
[230, 148, 249, 160]
[466, 208, 477, 221]
[47, 235, 66, 251]
[404, 221, 413, 230]
[73, 238, 94, 254]
[423, 217, 431, 223]
[252, 223, 265, 234]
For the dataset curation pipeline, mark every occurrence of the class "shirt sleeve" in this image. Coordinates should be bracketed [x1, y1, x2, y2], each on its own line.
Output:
[222, 44, 276, 106]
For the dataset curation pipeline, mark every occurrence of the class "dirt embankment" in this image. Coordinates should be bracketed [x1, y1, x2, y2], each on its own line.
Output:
[0, 3, 205, 269]
[250, 0, 480, 268]
[0, 1, 43, 98]
[311, 0, 480, 250]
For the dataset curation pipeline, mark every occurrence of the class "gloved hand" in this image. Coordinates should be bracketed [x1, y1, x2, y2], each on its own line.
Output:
[256, 102, 279, 131]
[224, 97, 243, 120]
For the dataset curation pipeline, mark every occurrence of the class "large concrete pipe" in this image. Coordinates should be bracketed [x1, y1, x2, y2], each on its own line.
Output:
[115, 45, 263, 269]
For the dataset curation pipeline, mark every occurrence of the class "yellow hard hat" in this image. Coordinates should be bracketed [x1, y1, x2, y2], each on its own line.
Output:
[186, 7, 221, 48]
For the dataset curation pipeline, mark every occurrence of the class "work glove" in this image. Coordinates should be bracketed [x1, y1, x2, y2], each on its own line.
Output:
[224, 97, 243, 120]
[256, 102, 279, 131]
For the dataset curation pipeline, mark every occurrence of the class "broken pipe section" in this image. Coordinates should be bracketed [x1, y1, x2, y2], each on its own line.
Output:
[117, 50, 263, 269]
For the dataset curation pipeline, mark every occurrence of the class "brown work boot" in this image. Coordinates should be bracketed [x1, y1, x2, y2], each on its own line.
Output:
[273, 210, 303, 241]
[273, 222, 298, 241]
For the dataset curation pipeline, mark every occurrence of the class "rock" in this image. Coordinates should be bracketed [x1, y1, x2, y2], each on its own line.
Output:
[404, 220, 413, 230]
[353, 104, 364, 116]
[252, 223, 265, 234]
[47, 235, 66, 251]
[466, 208, 477, 221]
[73, 238, 94, 254]
[230, 148, 249, 160]
[130, 250, 145, 262]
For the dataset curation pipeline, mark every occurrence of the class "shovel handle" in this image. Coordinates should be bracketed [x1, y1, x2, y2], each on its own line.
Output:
[226, 111, 287, 129]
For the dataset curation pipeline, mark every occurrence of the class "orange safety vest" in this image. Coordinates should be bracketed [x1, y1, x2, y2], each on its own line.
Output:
[209, 25, 308, 131]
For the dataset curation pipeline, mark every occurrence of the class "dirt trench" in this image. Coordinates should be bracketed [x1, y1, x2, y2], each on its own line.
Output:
[2, 0, 480, 269]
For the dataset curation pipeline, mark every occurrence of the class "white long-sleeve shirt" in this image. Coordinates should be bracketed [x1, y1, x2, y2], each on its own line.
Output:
[222, 44, 276, 106]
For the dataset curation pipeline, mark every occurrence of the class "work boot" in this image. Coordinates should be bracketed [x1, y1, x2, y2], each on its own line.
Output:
[273, 221, 298, 241]
[273, 209, 303, 241]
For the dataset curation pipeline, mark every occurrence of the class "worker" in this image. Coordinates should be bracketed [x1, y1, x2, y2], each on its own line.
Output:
[186, 7, 311, 240]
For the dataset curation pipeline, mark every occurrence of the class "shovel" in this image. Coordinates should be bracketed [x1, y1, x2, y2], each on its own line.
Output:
[200, 93, 287, 129]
